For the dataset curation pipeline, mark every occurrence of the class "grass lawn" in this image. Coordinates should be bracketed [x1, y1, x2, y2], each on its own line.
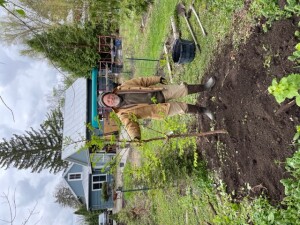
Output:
[114, 0, 300, 224]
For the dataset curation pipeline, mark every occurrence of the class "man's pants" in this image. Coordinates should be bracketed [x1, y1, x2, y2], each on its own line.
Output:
[161, 84, 189, 116]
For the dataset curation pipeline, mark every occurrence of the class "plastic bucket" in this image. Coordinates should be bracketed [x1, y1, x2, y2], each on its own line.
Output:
[172, 38, 196, 64]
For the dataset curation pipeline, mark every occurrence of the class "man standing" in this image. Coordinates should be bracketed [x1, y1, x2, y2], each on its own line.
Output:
[98, 76, 215, 140]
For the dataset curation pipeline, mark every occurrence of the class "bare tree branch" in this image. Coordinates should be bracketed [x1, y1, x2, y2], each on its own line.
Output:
[275, 99, 296, 116]
[0, 188, 17, 224]
[0, 188, 40, 225]
[0, 95, 15, 122]
[22, 201, 40, 225]
[12, 188, 17, 223]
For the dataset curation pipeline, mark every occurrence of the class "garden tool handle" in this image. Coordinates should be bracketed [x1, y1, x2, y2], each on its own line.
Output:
[183, 16, 201, 52]
[190, 5, 207, 36]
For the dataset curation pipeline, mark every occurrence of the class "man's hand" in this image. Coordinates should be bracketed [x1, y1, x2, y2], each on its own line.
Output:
[160, 77, 167, 85]
[133, 137, 141, 142]
[132, 137, 142, 147]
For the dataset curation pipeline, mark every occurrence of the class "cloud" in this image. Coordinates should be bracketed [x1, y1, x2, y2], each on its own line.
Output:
[0, 168, 73, 225]
[0, 45, 60, 138]
[0, 47, 28, 86]
[0, 45, 74, 225]
[16, 177, 48, 207]
[0, 124, 23, 140]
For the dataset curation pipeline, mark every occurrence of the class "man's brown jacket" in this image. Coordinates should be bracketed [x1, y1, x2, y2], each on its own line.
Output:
[112, 76, 170, 140]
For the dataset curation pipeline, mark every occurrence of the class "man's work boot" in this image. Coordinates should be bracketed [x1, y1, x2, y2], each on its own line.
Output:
[186, 104, 215, 120]
[187, 76, 216, 94]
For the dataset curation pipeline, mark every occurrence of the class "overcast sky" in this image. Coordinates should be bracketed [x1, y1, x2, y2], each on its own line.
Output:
[0, 44, 76, 224]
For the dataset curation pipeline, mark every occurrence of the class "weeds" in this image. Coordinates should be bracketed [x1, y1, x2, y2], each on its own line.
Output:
[268, 73, 300, 106]
[288, 42, 300, 64]
[288, 27, 300, 64]
[263, 54, 272, 68]
[293, 125, 300, 143]
[268, 22, 300, 105]
[284, 0, 300, 16]
[277, 147, 300, 225]
[216, 140, 228, 165]
[250, 0, 292, 32]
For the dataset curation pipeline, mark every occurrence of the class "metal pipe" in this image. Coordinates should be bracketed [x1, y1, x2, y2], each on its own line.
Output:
[126, 57, 159, 62]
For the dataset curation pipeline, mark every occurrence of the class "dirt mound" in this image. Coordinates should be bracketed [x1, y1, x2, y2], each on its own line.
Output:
[197, 19, 300, 204]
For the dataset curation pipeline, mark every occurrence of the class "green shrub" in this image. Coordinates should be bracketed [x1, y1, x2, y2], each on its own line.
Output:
[277, 148, 300, 224]
[102, 182, 110, 202]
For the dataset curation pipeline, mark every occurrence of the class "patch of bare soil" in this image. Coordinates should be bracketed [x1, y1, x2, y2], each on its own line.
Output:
[197, 18, 300, 204]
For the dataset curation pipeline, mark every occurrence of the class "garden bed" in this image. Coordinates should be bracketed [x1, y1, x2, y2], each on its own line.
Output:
[197, 18, 300, 204]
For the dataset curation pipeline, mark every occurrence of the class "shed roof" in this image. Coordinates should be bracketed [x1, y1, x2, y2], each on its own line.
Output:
[62, 78, 88, 161]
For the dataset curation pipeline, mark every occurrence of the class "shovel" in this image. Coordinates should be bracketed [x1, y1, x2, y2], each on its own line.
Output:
[176, 3, 200, 52]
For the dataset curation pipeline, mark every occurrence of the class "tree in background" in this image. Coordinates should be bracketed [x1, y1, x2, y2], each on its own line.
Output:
[54, 182, 82, 209]
[0, 0, 85, 44]
[23, 23, 102, 78]
[0, 108, 68, 173]
[46, 80, 74, 111]
[1, 1, 59, 44]
[88, 0, 121, 29]
[19, 0, 80, 23]
[120, 0, 153, 17]
[74, 205, 103, 225]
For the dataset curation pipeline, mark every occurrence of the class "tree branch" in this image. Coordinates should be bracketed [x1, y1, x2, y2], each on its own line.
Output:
[275, 99, 296, 116]
[139, 130, 228, 143]
[0, 95, 15, 122]
[64, 129, 228, 147]
[22, 201, 40, 225]
[0, 188, 17, 224]
[1, 188, 41, 224]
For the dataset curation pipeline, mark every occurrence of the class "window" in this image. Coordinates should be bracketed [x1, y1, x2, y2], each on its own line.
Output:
[93, 175, 106, 182]
[68, 173, 82, 181]
[93, 183, 103, 190]
[92, 174, 107, 191]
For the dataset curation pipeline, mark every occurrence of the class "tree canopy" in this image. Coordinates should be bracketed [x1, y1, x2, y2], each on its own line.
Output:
[24, 23, 101, 78]
[54, 182, 82, 209]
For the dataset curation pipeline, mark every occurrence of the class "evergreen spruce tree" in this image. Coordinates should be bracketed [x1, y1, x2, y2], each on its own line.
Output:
[0, 108, 68, 173]
[24, 23, 105, 78]
[74, 205, 103, 225]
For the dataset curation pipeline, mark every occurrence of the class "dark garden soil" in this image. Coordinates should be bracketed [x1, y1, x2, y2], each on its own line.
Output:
[196, 18, 300, 204]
